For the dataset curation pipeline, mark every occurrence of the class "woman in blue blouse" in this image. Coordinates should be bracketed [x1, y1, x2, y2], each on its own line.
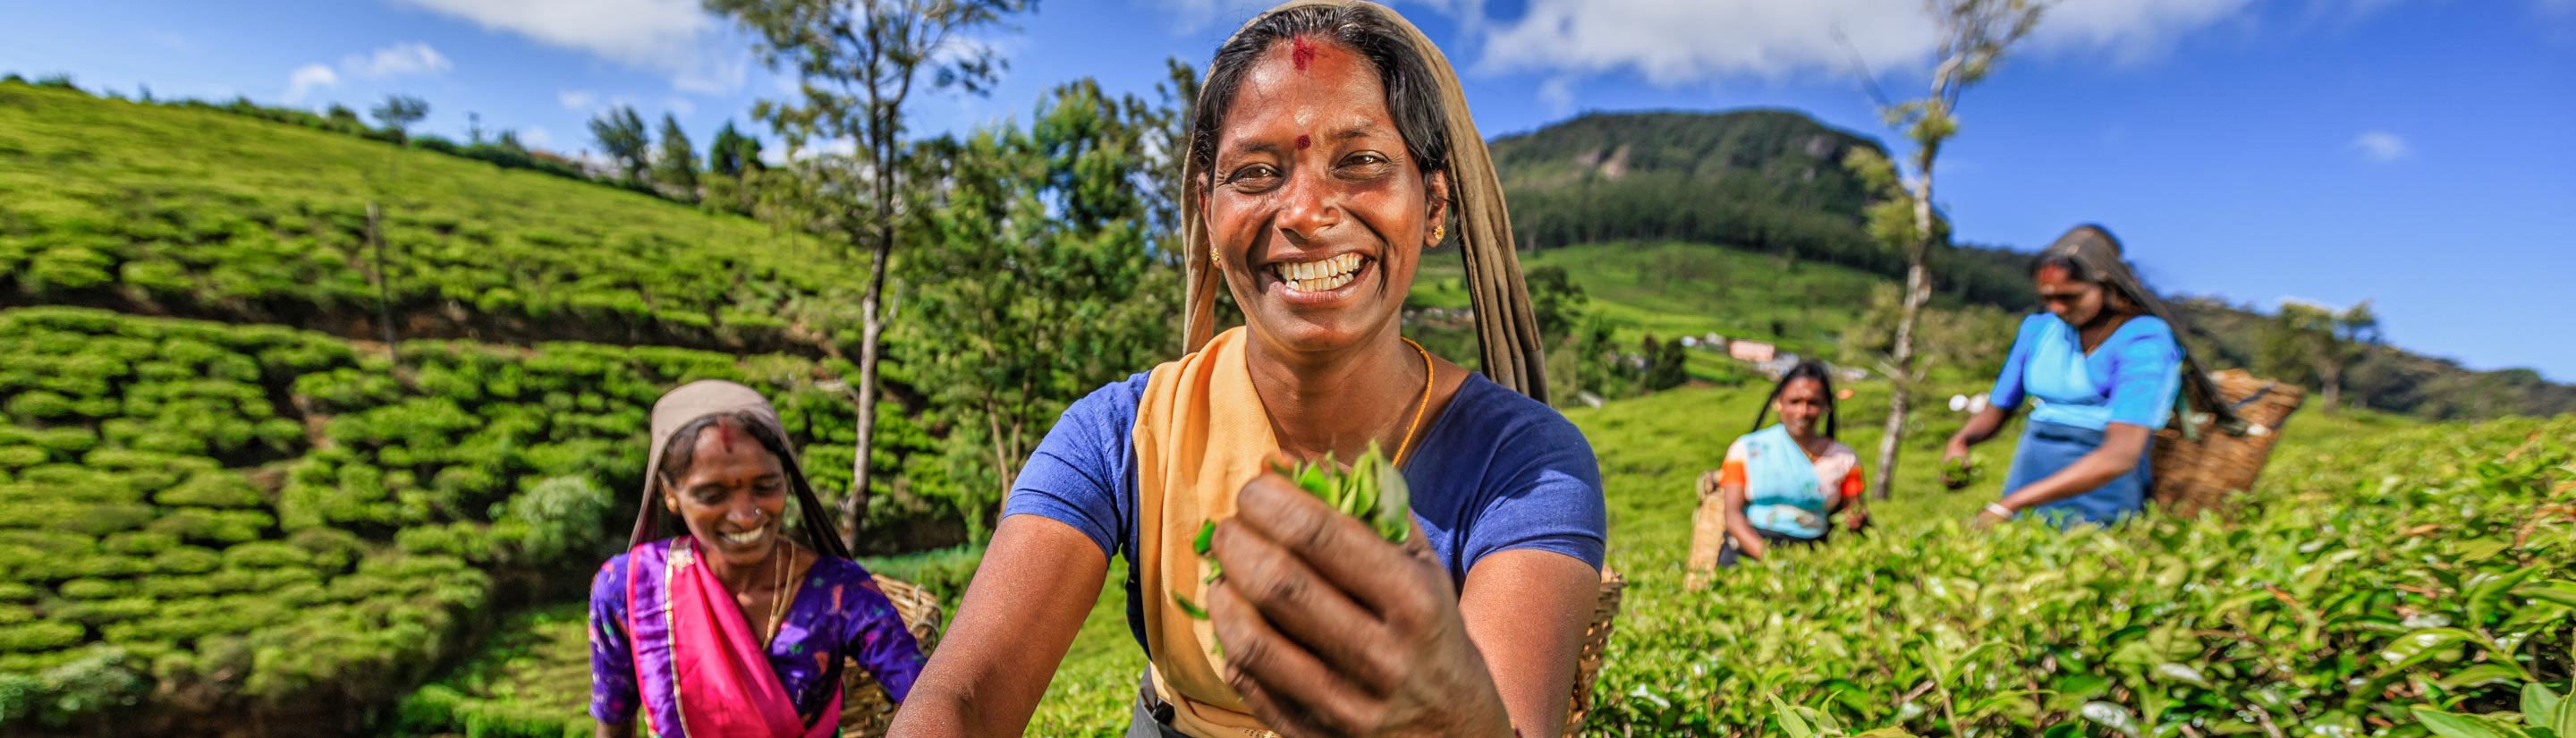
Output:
[1943, 225, 2233, 528]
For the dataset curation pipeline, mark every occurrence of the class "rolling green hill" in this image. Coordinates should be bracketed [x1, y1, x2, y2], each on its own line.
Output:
[0, 81, 860, 353]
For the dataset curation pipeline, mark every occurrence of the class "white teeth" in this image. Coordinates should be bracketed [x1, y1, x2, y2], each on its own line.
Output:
[1271, 254, 1364, 293]
[721, 529, 766, 546]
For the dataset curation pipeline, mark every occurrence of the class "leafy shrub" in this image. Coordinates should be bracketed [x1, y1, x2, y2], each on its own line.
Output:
[57, 577, 125, 600]
[148, 508, 272, 545]
[154, 471, 265, 508]
[492, 475, 613, 564]
[0, 621, 83, 651]
[148, 546, 222, 575]
[1591, 415, 2575, 735]
[101, 530, 178, 556]
[220, 541, 311, 569]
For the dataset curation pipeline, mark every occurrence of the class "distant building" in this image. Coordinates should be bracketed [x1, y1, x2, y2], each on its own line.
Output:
[1728, 340, 1776, 363]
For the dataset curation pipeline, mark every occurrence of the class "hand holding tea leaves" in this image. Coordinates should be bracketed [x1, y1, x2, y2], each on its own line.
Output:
[1193, 442, 1516, 738]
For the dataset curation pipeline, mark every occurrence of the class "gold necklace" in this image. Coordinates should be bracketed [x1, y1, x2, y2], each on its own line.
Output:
[1393, 337, 1434, 466]
[761, 533, 792, 648]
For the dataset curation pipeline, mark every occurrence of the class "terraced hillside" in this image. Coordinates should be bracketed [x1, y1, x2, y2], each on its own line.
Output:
[0, 82, 860, 353]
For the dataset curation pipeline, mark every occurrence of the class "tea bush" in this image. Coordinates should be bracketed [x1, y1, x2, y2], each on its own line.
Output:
[1588, 410, 2572, 735]
[0, 81, 866, 353]
[0, 307, 944, 729]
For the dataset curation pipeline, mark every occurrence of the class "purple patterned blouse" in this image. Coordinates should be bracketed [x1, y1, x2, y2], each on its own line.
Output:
[589, 539, 927, 731]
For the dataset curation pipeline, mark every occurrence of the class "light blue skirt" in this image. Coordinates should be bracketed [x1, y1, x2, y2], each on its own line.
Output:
[2002, 420, 2155, 528]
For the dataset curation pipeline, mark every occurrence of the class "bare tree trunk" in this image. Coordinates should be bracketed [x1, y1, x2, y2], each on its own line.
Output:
[843, 121, 900, 552]
[366, 202, 399, 364]
[1868, 172, 1937, 500]
[2317, 356, 2342, 415]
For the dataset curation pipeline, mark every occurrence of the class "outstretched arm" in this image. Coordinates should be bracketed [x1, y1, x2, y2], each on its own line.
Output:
[888, 515, 1106, 737]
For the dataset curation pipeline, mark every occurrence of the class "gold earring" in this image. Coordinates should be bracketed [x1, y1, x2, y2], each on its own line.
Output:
[1429, 224, 1445, 244]
[1209, 246, 1222, 267]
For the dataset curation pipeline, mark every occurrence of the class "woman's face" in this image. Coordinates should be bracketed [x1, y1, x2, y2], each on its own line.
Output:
[661, 419, 790, 571]
[1204, 36, 1447, 353]
[2034, 265, 2109, 327]
[1775, 377, 1826, 439]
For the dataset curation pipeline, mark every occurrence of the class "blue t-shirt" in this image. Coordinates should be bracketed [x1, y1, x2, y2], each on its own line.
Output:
[1990, 313, 2182, 431]
[1004, 370, 1608, 653]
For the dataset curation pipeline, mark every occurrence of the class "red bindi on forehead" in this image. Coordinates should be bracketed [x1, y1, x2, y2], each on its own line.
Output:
[1295, 134, 1311, 149]
[714, 420, 738, 454]
[1291, 36, 1318, 72]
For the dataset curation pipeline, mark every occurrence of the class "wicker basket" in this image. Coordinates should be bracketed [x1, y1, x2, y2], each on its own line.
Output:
[1564, 565, 1627, 735]
[2148, 369, 2306, 518]
[838, 573, 945, 738]
[1683, 471, 1728, 591]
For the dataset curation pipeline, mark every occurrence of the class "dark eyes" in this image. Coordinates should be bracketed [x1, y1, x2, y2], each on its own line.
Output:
[1222, 163, 1281, 188]
[1220, 152, 1394, 192]
[690, 479, 784, 503]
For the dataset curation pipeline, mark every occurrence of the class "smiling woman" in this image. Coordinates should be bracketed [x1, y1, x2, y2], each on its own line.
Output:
[588, 380, 926, 738]
[887, 3, 1607, 738]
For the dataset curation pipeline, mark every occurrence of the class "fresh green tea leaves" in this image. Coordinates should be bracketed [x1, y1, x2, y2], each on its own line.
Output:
[1171, 442, 1414, 620]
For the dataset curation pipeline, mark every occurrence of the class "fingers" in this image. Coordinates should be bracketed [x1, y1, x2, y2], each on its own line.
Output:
[1206, 578, 1379, 736]
[1233, 472, 1434, 621]
[1208, 515, 1403, 691]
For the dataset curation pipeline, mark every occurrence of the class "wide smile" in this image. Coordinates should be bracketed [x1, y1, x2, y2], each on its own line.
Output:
[717, 526, 770, 547]
[1261, 251, 1374, 305]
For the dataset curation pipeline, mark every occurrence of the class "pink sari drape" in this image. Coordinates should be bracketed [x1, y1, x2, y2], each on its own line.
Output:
[629, 538, 841, 738]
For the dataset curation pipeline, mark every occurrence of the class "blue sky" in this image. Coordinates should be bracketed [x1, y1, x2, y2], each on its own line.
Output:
[4, 0, 2571, 379]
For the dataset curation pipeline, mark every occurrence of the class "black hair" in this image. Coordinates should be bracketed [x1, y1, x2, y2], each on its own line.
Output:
[2028, 224, 2235, 428]
[1752, 360, 1838, 438]
[1189, 4, 1450, 196]
[648, 411, 852, 560]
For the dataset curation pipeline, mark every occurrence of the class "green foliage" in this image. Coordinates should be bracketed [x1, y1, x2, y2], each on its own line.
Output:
[392, 605, 596, 738]
[1593, 410, 2572, 734]
[0, 307, 931, 729]
[897, 78, 1181, 539]
[588, 105, 649, 183]
[0, 82, 863, 354]
[490, 475, 614, 564]
[654, 113, 699, 201]
[369, 95, 429, 140]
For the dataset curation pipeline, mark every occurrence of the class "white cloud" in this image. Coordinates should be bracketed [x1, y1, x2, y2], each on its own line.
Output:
[2351, 130, 2409, 162]
[285, 64, 338, 102]
[559, 89, 597, 110]
[352, 41, 453, 77]
[393, 0, 741, 92]
[1537, 75, 1576, 116]
[1475, 0, 2261, 90]
[665, 97, 695, 115]
[522, 125, 554, 148]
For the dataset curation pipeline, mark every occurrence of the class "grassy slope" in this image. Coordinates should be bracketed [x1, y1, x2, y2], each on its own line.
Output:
[1412, 241, 1891, 361]
[0, 82, 857, 350]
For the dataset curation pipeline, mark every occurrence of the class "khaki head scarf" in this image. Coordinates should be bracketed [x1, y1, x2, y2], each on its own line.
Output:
[2038, 225, 2238, 430]
[628, 379, 851, 559]
[1179, 0, 1549, 403]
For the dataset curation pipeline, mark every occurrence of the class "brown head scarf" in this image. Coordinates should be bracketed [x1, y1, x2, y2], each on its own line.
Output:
[2035, 225, 2239, 430]
[1179, 0, 1549, 403]
[627, 379, 852, 559]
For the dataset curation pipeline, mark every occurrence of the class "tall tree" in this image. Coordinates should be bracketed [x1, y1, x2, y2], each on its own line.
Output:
[708, 120, 760, 178]
[369, 95, 429, 142]
[901, 79, 1176, 539]
[588, 105, 652, 182]
[709, 0, 1030, 550]
[656, 113, 702, 201]
[1854, 0, 2047, 500]
[2266, 300, 2379, 414]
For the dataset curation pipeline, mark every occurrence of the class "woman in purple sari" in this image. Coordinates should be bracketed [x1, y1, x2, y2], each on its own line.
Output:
[589, 379, 925, 738]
